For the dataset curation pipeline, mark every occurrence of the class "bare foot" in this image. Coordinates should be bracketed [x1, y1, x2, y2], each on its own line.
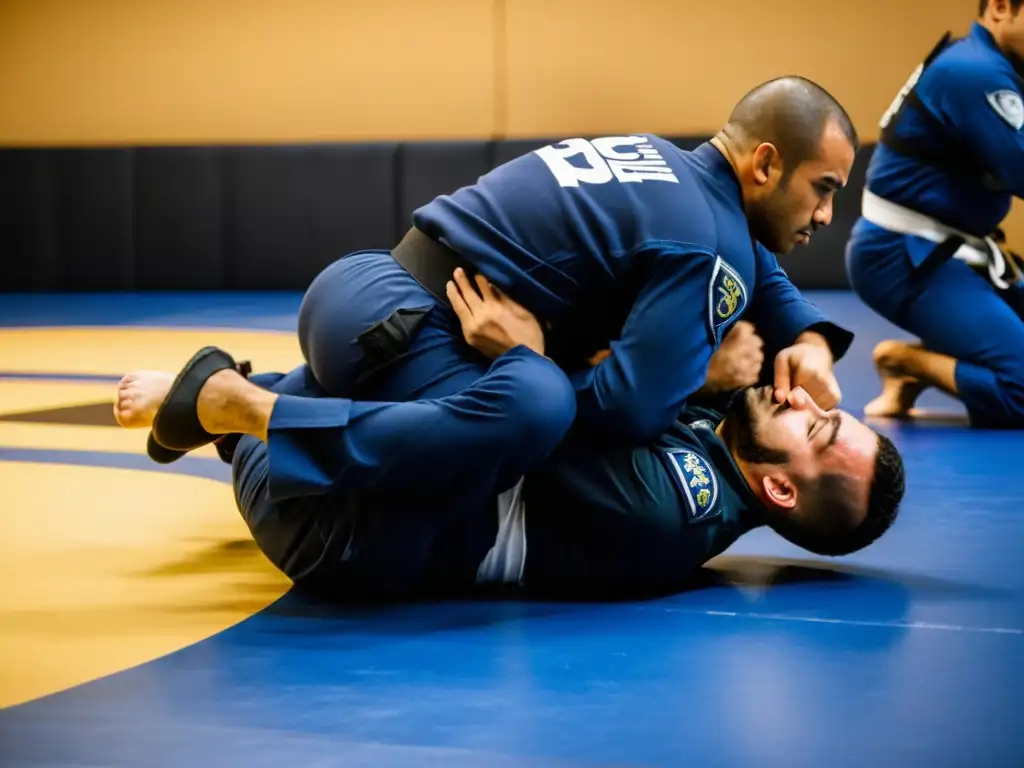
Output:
[864, 377, 926, 418]
[116, 360, 276, 442]
[863, 340, 926, 418]
[114, 371, 175, 428]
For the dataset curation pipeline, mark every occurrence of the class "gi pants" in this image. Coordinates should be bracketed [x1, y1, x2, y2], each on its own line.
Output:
[846, 220, 1024, 428]
[231, 348, 574, 598]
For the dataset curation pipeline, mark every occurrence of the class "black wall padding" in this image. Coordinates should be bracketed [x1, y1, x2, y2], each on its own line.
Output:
[223, 143, 400, 291]
[397, 141, 494, 241]
[0, 137, 873, 293]
[490, 138, 559, 168]
[57, 148, 136, 291]
[134, 147, 225, 291]
[0, 149, 60, 291]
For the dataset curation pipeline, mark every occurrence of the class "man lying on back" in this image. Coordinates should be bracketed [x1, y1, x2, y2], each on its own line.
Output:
[451, 276, 908, 597]
[113, 274, 906, 601]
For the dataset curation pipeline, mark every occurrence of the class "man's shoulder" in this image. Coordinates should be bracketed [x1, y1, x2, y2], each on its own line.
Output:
[656, 413, 727, 525]
[925, 45, 1024, 133]
[661, 442, 722, 525]
[926, 34, 1020, 94]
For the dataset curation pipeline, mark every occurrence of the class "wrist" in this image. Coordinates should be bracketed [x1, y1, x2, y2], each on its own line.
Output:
[795, 330, 833, 361]
[699, 361, 727, 394]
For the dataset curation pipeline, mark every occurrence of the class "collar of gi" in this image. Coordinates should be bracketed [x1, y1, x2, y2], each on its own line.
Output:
[972, 19, 998, 51]
[693, 141, 744, 200]
[688, 414, 767, 530]
[692, 139, 766, 253]
[971, 19, 1024, 77]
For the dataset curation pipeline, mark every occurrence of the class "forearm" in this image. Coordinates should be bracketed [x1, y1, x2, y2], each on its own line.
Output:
[571, 365, 688, 443]
[746, 244, 854, 363]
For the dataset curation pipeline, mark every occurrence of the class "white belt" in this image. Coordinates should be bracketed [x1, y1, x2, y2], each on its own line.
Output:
[861, 188, 1015, 289]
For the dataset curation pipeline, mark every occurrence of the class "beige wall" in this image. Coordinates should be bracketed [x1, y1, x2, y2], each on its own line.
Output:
[0, 0, 977, 144]
[1, 0, 1021, 240]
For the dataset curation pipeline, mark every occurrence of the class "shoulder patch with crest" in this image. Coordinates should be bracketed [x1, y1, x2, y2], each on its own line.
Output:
[707, 255, 748, 344]
[665, 449, 721, 523]
[986, 89, 1024, 131]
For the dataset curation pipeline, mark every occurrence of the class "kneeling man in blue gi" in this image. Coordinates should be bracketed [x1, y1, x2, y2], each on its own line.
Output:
[846, 1, 1024, 425]
[112, 274, 906, 600]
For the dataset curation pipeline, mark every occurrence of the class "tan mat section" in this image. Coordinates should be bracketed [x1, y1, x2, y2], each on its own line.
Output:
[0, 462, 290, 709]
[0, 380, 218, 458]
[0, 327, 303, 376]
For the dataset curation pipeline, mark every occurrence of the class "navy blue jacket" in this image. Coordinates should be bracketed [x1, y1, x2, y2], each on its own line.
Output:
[414, 135, 850, 441]
[520, 404, 765, 597]
[867, 21, 1024, 247]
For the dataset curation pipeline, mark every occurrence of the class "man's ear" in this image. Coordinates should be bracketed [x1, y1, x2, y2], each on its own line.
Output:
[762, 473, 798, 509]
[990, 0, 1012, 21]
[751, 143, 781, 186]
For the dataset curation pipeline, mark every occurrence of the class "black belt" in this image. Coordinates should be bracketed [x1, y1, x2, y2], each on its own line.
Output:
[391, 227, 475, 305]
[390, 226, 555, 334]
[916, 234, 967, 277]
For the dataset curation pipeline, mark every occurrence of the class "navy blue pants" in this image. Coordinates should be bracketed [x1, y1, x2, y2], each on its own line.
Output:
[296, 248, 496, 400]
[846, 220, 1024, 428]
[230, 249, 576, 597]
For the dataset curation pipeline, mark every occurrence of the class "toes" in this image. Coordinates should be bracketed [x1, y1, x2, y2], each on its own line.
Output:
[113, 391, 137, 426]
[113, 404, 131, 427]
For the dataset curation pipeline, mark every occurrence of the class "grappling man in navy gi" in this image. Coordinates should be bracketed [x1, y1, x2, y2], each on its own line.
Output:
[112, 75, 906, 599]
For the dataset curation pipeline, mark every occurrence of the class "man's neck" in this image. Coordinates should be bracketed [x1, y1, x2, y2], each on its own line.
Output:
[981, 17, 1024, 76]
[714, 415, 764, 504]
[981, 17, 1004, 46]
[709, 133, 743, 181]
[716, 411, 770, 514]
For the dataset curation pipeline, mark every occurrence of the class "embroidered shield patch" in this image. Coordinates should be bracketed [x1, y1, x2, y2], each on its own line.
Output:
[707, 256, 748, 344]
[987, 89, 1024, 131]
[666, 449, 721, 523]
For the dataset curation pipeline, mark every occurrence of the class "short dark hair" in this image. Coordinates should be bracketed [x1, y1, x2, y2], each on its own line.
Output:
[724, 76, 860, 180]
[974, 0, 1024, 15]
[770, 431, 906, 557]
[980, 0, 1024, 16]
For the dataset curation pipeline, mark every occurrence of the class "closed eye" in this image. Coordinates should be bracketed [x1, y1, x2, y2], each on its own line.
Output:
[820, 415, 841, 450]
[809, 414, 841, 450]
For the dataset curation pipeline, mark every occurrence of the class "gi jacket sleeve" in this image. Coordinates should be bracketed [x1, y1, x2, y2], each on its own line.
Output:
[568, 247, 735, 443]
[744, 244, 854, 362]
[934, 63, 1024, 197]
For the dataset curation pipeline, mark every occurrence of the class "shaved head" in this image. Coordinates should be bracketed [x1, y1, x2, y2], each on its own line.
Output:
[712, 76, 858, 254]
[722, 76, 859, 182]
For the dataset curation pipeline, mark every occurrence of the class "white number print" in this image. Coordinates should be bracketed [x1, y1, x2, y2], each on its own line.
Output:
[534, 136, 680, 188]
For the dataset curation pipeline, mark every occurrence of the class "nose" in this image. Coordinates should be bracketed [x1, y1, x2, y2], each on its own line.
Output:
[813, 199, 833, 228]
[788, 387, 830, 417]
